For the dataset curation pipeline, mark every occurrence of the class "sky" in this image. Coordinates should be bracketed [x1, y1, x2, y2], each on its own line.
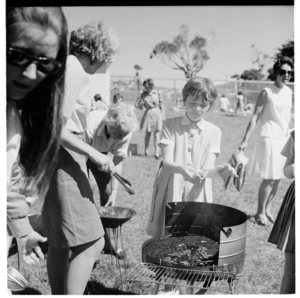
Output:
[62, 6, 294, 84]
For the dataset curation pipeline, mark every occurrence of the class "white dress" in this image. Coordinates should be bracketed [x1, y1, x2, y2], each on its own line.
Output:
[146, 114, 221, 237]
[248, 84, 293, 179]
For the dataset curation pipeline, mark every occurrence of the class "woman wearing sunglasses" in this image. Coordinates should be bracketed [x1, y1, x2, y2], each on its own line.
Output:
[7, 6, 67, 267]
[238, 56, 294, 226]
[41, 21, 119, 294]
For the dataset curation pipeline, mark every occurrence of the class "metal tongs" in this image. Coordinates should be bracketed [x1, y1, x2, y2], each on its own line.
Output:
[113, 172, 135, 195]
[7, 267, 29, 291]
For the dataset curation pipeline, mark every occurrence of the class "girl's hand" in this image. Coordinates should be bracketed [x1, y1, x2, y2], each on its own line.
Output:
[105, 190, 117, 206]
[182, 165, 203, 183]
[217, 164, 238, 179]
[17, 231, 47, 265]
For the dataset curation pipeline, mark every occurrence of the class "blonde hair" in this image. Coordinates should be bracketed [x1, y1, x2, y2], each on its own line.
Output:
[105, 104, 139, 136]
[69, 21, 119, 64]
[182, 77, 218, 110]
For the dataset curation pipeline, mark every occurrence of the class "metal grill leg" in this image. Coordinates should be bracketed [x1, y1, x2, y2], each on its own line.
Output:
[153, 283, 159, 295]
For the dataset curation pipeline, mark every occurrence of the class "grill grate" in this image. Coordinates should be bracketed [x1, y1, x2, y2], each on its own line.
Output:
[124, 262, 241, 294]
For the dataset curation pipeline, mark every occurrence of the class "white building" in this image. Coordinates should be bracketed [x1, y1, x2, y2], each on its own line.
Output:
[88, 63, 111, 106]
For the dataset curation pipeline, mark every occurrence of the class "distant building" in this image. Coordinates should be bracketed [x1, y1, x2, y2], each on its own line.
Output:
[89, 63, 110, 106]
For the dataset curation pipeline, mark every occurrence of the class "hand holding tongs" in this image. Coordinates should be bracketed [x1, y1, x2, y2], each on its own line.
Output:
[113, 172, 135, 195]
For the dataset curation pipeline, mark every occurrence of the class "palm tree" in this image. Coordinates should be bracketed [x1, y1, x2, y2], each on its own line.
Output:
[134, 65, 143, 102]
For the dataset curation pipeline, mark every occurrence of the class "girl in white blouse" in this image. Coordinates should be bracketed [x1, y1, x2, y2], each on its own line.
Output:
[147, 77, 237, 295]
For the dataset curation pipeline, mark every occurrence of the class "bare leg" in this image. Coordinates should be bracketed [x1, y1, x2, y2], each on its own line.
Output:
[255, 179, 277, 225]
[144, 131, 151, 155]
[241, 107, 246, 117]
[104, 227, 123, 255]
[66, 237, 105, 294]
[47, 244, 69, 294]
[265, 179, 280, 223]
[280, 252, 295, 294]
[154, 131, 161, 158]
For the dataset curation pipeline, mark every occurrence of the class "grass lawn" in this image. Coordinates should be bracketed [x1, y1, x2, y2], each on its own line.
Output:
[7, 100, 292, 295]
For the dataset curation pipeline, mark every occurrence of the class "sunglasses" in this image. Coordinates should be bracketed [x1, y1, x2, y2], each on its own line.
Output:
[7, 47, 62, 74]
[278, 69, 293, 76]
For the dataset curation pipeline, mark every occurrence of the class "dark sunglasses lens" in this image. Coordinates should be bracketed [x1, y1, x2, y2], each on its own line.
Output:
[8, 50, 31, 67]
[279, 70, 292, 76]
[38, 59, 60, 74]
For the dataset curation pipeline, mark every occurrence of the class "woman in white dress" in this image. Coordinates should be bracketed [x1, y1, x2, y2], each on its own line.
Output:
[238, 56, 294, 226]
[139, 79, 165, 159]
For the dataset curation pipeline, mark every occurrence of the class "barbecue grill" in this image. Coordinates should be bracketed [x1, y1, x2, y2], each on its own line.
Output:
[99, 206, 136, 285]
[124, 202, 247, 294]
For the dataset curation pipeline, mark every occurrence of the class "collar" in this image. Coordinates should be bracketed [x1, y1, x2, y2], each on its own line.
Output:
[97, 121, 107, 137]
[181, 113, 206, 130]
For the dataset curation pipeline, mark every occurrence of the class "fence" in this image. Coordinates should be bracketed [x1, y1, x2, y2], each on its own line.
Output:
[110, 75, 294, 110]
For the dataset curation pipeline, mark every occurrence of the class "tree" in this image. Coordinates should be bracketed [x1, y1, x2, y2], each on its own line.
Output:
[235, 45, 271, 81]
[240, 69, 263, 81]
[275, 38, 294, 62]
[134, 64, 143, 77]
[269, 37, 294, 82]
[249, 45, 271, 74]
[150, 24, 216, 79]
[134, 64, 143, 101]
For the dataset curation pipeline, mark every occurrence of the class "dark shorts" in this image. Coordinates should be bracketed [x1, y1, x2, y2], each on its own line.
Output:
[42, 146, 104, 248]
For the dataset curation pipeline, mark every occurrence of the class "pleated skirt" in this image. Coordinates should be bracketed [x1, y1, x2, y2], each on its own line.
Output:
[140, 107, 163, 132]
[268, 180, 295, 252]
[248, 136, 287, 179]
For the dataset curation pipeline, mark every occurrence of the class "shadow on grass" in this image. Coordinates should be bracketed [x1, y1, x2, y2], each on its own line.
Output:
[12, 287, 42, 295]
[84, 280, 137, 295]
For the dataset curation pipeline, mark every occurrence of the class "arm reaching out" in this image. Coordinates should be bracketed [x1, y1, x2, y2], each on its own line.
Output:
[239, 89, 268, 151]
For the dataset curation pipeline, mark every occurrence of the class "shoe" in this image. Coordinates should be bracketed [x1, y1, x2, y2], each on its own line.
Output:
[145, 152, 148, 156]
[102, 248, 126, 260]
[255, 215, 268, 226]
[154, 155, 160, 160]
[114, 249, 126, 260]
[266, 213, 275, 224]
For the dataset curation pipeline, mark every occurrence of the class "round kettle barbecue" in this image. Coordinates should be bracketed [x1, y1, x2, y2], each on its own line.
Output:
[142, 202, 247, 275]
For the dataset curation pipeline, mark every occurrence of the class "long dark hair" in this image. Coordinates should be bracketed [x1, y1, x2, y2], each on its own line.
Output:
[6, 7, 68, 197]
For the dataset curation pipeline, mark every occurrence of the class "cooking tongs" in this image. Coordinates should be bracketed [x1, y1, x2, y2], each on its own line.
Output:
[113, 172, 135, 195]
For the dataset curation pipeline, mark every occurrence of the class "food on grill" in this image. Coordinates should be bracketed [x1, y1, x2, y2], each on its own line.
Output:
[142, 235, 219, 269]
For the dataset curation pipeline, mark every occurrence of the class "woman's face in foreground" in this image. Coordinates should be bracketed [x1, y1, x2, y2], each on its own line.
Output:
[7, 23, 60, 100]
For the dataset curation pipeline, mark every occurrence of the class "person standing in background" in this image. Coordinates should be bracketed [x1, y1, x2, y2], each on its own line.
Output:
[235, 90, 246, 117]
[139, 78, 165, 159]
[219, 94, 230, 112]
[238, 56, 294, 226]
[94, 93, 108, 110]
[112, 93, 124, 105]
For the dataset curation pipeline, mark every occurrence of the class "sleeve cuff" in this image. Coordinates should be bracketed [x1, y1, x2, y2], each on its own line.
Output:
[159, 139, 173, 146]
[7, 217, 33, 238]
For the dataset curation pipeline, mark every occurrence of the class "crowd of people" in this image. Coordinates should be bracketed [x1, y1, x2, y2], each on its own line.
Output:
[6, 6, 294, 295]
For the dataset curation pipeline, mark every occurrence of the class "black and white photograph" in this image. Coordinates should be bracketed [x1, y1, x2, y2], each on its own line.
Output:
[4, 3, 297, 295]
